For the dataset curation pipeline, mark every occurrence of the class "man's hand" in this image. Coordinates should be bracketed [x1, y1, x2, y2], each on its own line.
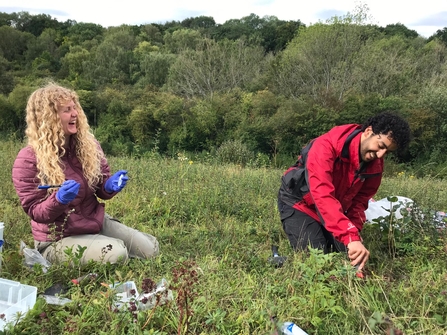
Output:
[347, 241, 370, 271]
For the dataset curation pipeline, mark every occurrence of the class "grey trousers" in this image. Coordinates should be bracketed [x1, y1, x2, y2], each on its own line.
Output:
[35, 214, 159, 265]
[278, 200, 347, 254]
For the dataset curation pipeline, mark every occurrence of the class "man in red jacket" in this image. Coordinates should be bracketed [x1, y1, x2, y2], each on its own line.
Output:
[278, 112, 411, 270]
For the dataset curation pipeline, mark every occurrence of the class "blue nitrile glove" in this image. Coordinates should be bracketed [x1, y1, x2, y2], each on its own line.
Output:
[105, 170, 128, 193]
[56, 180, 80, 204]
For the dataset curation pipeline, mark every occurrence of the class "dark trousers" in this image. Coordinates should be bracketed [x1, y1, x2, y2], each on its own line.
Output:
[278, 200, 347, 254]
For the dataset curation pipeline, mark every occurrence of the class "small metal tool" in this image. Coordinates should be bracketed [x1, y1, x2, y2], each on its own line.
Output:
[268, 245, 287, 268]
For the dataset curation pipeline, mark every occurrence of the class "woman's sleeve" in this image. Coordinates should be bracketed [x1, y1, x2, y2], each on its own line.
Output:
[12, 148, 68, 223]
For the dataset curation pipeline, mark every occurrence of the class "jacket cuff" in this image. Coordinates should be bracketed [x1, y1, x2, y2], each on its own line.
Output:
[341, 234, 361, 246]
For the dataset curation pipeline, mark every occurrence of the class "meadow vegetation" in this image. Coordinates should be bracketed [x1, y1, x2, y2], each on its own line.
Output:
[0, 140, 446, 334]
[2, 7, 447, 334]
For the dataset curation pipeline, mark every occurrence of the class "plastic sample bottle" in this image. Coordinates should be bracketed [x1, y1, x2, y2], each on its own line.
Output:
[280, 321, 309, 335]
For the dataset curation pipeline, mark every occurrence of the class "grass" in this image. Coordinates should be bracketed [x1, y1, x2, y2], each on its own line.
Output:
[0, 140, 446, 334]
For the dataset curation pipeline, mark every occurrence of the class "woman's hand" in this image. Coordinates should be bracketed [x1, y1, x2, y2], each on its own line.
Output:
[56, 180, 80, 204]
[105, 170, 128, 193]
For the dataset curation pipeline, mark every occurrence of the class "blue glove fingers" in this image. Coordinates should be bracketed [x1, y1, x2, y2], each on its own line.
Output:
[105, 170, 128, 193]
[61, 180, 76, 188]
[56, 180, 80, 204]
[117, 175, 129, 187]
[65, 181, 80, 192]
[68, 182, 81, 194]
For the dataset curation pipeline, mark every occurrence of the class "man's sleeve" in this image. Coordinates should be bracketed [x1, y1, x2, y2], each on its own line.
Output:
[305, 137, 361, 245]
[346, 176, 382, 230]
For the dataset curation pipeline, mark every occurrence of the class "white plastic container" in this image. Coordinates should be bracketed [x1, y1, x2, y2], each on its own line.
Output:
[280, 322, 309, 335]
[0, 278, 37, 331]
[0, 222, 4, 271]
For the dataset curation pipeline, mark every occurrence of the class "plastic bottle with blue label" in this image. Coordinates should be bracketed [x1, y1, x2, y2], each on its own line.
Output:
[280, 322, 308, 335]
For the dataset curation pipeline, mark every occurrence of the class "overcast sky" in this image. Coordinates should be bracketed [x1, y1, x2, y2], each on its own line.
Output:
[1, 0, 446, 38]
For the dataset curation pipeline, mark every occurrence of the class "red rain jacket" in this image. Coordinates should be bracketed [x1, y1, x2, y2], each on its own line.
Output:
[278, 124, 383, 245]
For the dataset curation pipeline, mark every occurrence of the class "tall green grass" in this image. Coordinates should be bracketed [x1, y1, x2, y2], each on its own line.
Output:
[0, 140, 446, 334]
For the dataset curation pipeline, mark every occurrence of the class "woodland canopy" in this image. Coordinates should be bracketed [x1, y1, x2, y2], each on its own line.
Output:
[1, 8, 447, 173]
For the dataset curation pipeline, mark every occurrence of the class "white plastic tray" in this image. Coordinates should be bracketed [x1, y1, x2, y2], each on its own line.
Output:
[0, 278, 37, 331]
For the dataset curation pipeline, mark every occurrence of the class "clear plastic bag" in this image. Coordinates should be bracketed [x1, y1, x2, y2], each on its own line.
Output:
[110, 278, 173, 311]
[20, 241, 51, 272]
[136, 278, 173, 310]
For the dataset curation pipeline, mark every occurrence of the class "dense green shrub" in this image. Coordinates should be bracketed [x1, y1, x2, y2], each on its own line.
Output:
[216, 139, 254, 166]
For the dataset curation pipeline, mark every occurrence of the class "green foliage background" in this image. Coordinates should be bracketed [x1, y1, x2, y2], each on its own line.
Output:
[1, 8, 447, 173]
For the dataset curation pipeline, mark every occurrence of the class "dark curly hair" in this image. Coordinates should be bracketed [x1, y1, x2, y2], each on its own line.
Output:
[361, 112, 411, 150]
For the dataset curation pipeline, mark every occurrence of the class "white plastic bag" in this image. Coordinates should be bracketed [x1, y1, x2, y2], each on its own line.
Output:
[136, 278, 173, 310]
[110, 278, 173, 311]
[364, 196, 414, 222]
[20, 241, 51, 272]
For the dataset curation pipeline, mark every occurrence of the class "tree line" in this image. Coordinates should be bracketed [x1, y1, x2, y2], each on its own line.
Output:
[1, 8, 447, 173]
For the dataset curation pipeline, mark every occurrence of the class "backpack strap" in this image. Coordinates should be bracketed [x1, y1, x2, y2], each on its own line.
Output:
[341, 129, 362, 159]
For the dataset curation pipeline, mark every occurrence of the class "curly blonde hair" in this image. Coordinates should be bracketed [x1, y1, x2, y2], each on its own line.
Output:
[25, 83, 104, 191]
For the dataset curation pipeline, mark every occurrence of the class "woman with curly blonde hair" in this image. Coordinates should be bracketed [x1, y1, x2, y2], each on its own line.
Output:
[12, 82, 159, 264]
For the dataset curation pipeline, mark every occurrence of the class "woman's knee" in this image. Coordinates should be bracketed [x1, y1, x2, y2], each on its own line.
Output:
[128, 233, 160, 259]
[151, 237, 160, 257]
[40, 236, 129, 264]
[140, 233, 160, 258]
[99, 240, 129, 264]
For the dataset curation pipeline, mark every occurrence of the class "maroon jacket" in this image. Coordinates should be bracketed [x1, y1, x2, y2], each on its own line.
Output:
[12, 138, 116, 241]
[278, 124, 383, 245]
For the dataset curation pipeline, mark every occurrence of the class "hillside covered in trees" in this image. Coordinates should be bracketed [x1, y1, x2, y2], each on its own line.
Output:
[1, 7, 447, 173]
